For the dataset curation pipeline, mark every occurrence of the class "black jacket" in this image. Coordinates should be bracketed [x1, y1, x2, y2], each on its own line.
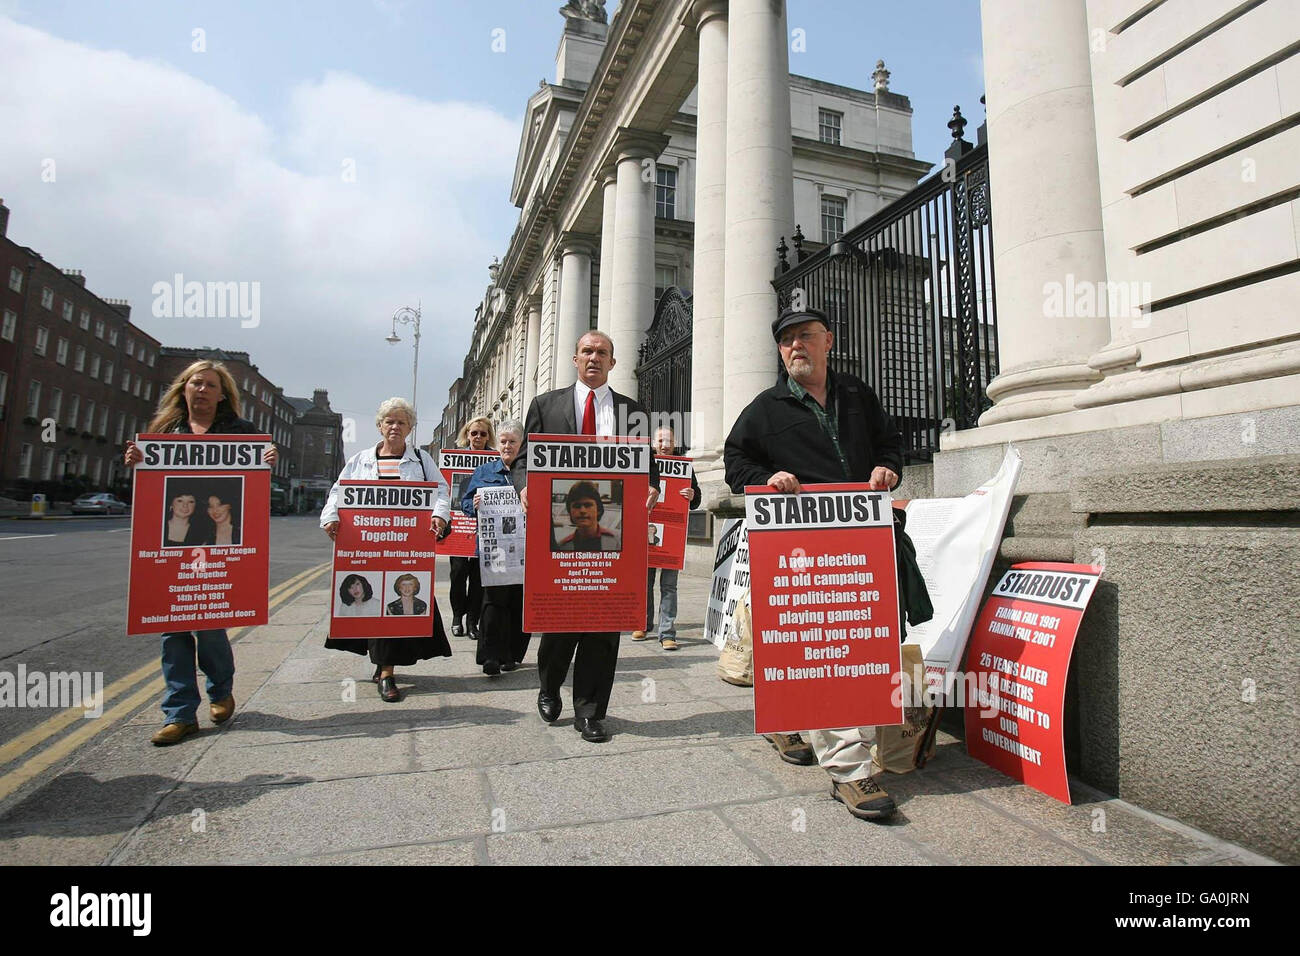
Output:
[723, 371, 903, 494]
[171, 409, 261, 436]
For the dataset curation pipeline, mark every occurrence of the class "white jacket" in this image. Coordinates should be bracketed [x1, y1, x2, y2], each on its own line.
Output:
[319, 443, 451, 528]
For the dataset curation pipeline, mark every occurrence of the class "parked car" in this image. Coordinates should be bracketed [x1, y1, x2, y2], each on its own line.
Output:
[71, 493, 130, 515]
[270, 488, 291, 516]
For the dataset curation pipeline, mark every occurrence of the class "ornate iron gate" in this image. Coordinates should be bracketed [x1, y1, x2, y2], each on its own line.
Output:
[634, 287, 693, 444]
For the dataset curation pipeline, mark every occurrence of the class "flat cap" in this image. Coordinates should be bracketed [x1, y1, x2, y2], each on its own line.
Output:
[772, 305, 831, 341]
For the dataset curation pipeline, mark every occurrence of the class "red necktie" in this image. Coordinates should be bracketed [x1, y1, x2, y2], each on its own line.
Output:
[581, 390, 597, 435]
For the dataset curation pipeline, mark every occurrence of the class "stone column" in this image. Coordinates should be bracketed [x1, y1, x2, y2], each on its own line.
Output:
[523, 294, 542, 410]
[723, 0, 794, 434]
[688, 0, 728, 465]
[976, 0, 1110, 426]
[607, 130, 667, 397]
[554, 237, 594, 390]
[596, 166, 618, 335]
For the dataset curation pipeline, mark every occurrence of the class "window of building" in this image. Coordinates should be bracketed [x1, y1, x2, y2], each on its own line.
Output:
[2, 310, 16, 341]
[67, 394, 80, 428]
[821, 195, 846, 243]
[132, 377, 141, 397]
[654, 265, 678, 304]
[34, 326, 49, 356]
[26, 380, 41, 418]
[103, 361, 113, 386]
[93, 457, 103, 484]
[56, 338, 69, 365]
[98, 406, 108, 436]
[147, 350, 155, 367]
[48, 387, 62, 421]
[79, 309, 90, 330]
[84, 400, 96, 433]
[79, 453, 89, 476]
[126, 338, 135, 357]
[0, 370, 7, 412]
[325, 434, 334, 454]
[74, 345, 85, 372]
[41, 287, 54, 310]
[122, 371, 131, 393]
[818, 109, 843, 145]
[61, 301, 73, 322]
[89, 354, 101, 379]
[40, 447, 54, 481]
[94, 319, 104, 339]
[8, 267, 22, 293]
[108, 328, 118, 346]
[18, 444, 33, 480]
[143, 381, 152, 401]
[116, 413, 127, 445]
[655, 166, 677, 220]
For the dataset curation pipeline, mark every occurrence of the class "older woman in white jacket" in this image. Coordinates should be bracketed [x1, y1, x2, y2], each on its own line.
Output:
[321, 397, 453, 703]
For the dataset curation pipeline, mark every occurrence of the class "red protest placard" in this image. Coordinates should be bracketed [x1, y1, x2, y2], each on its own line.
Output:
[438, 449, 500, 558]
[649, 455, 692, 571]
[329, 480, 442, 639]
[964, 562, 1101, 804]
[523, 434, 650, 633]
[745, 483, 904, 734]
[127, 434, 271, 635]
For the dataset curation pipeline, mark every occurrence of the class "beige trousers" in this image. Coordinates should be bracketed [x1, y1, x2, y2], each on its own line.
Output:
[806, 727, 878, 783]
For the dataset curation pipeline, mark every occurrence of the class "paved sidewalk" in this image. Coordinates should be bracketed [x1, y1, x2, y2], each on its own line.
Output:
[0, 565, 1277, 865]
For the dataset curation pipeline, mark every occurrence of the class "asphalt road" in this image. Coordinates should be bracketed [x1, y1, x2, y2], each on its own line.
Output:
[0, 515, 329, 746]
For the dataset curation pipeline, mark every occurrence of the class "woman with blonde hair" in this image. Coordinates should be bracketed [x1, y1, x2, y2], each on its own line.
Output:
[320, 397, 452, 703]
[448, 416, 495, 639]
[123, 360, 278, 746]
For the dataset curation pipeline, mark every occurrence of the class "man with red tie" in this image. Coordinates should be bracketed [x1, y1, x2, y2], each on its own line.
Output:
[521, 330, 660, 742]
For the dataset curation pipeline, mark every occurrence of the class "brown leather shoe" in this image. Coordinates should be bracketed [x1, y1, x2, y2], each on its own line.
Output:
[660, 638, 679, 651]
[831, 776, 897, 821]
[631, 630, 650, 641]
[765, 732, 816, 765]
[151, 722, 199, 746]
[210, 696, 235, 725]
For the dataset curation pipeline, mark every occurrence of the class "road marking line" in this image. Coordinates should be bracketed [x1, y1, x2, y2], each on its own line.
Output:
[0, 678, 165, 803]
[108, 528, 131, 533]
[0, 534, 56, 541]
[0, 561, 330, 773]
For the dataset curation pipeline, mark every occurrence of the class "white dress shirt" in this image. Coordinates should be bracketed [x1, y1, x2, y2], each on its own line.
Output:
[573, 380, 615, 437]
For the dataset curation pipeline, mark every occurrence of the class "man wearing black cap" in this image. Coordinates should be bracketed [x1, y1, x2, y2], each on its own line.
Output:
[723, 305, 905, 821]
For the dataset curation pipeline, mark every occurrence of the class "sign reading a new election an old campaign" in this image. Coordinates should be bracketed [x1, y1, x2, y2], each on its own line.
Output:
[745, 483, 903, 734]
[964, 562, 1101, 804]
[648, 455, 692, 571]
[439, 449, 500, 558]
[329, 480, 441, 639]
[128, 434, 271, 634]
[523, 434, 650, 633]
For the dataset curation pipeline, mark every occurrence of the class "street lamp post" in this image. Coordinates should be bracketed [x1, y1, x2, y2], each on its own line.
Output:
[386, 304, 421, 441]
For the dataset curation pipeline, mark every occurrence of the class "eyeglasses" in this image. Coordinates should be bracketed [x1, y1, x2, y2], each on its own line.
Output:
[468, 430, 489, 437]
[778, 329, 829, 348]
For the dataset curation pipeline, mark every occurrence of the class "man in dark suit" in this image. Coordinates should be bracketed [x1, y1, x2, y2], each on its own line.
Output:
[521, 330, 660, 743]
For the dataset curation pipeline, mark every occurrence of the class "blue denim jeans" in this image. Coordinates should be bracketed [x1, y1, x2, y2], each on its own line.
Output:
[160, 630, 235, 725]
[646, 568, 680, 640]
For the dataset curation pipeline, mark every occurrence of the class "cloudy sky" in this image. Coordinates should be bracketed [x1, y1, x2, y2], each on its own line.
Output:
[0, 0, 982, 457]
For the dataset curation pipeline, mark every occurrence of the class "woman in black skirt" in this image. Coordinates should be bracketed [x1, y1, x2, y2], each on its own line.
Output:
[319, 397, 453, 702]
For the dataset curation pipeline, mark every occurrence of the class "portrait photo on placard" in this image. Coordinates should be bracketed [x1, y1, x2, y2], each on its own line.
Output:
[550, 478, 622, 553]
[383, 570, 432, 616]
[334, 570, 383, 617]
[162, 476, 244, 549]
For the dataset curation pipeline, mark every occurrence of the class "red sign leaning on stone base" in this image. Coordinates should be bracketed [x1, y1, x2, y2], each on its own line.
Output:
[964, 561, 1101, 804]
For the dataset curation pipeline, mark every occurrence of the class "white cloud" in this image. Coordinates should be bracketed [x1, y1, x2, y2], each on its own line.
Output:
[0, 16, 519, 454]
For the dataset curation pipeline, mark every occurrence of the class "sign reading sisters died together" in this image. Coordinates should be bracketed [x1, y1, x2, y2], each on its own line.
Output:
[523, 435, 650, 633]
[328, 480, 441, 639]
[127, 434, 271, 634]
[745, 483, 904, 734]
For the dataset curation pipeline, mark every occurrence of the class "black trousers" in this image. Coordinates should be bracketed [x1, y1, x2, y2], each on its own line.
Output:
[478, 584, 530, 666]
[537, 633, 619, 720]
[448, 556, 482, 625]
